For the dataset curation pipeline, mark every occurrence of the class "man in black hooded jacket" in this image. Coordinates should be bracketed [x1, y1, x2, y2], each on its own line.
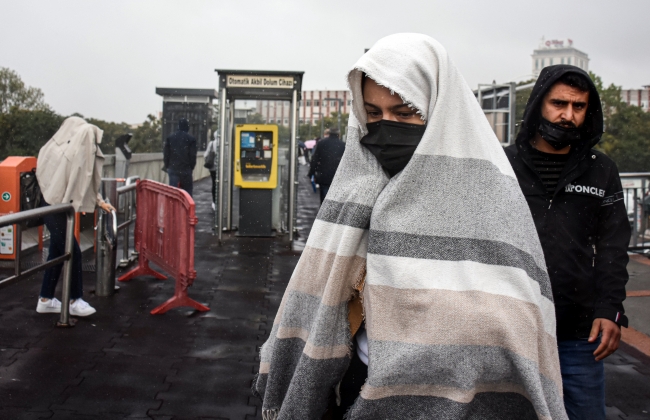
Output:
[308, 127, 345, 204]
[505, 65, 630, 420]
[164, 118, 197, 197]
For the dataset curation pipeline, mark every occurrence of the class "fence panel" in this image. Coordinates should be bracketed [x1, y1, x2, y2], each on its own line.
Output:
[118, 180, 209, 314]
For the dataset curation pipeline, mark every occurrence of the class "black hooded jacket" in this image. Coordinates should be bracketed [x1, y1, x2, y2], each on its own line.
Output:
[163, 118, 197, 173]
[505, 65, 631, 340]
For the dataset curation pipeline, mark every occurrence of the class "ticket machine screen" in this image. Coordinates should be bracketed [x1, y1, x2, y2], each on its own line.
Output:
[240, 131, 273, 181]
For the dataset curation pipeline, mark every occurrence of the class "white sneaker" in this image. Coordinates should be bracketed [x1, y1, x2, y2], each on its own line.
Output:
[211, 202, 216, 211]
[70, 298, 96, 317]
[36, 297, 62, 314]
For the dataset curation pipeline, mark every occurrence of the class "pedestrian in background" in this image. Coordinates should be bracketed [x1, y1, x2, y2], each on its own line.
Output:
[35, 116, 115, 317]
[307, 127, 345, 203]
[505, 65, 630, 420]
[164, 118, 197, 197]
[203, 132, 219, 210]
[255, 33, 567, 420]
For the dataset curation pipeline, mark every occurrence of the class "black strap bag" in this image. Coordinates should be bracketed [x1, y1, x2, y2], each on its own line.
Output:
[20, 170, 44, 227]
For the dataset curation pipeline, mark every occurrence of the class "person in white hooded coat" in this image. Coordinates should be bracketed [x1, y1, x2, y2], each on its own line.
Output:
[254, 34, 568, 420]
[35, 116, 115, 317]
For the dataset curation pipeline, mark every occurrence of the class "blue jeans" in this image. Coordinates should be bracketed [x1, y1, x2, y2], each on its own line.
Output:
[168, 170, 193, 197]
[40, 204, 83, 300]
[558, 338, 605, 420]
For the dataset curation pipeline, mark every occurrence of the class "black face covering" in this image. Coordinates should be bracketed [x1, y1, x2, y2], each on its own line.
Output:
[537, 118, 581, 150]
[360, 120, 426, 177]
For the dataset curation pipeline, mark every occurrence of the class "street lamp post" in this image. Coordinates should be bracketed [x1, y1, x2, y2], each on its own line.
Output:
[323, 98, 343, 134]
[311, 112, 323, 138]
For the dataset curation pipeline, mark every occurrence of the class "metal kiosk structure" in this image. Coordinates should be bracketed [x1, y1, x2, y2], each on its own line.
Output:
[156, 88, 218, 151]
[214, 70, 304, 242]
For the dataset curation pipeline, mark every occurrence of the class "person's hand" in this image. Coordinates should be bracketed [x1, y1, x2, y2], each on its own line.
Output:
[589, 318, 621, 361]
[99, 202, 116, 213]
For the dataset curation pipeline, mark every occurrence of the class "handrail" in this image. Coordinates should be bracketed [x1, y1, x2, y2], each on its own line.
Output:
[125, 176, 140, 186]
[117, 183, 137, 194]
[0, 203, 76, 327]
[117, 180, 138, 266]
[110, 209, 118, 239]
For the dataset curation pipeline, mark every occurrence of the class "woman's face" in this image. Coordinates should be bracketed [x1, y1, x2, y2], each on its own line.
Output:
[362, 77, 424, 125]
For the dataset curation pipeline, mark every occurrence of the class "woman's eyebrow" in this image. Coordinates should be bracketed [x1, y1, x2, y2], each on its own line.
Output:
[363, 102, 381, 110]
[390, 104, 415, 112]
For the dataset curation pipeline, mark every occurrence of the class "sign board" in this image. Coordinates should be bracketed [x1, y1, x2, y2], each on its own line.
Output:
[226, 75, 294, 89]
[621, 179, 646, 189]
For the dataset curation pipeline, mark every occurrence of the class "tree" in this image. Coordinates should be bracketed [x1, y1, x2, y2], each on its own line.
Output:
[590, 73, 650, 172]
[515, 79, 536, 126]
[85, 117, 132, 154]
[597, 103, 650, 172]
[0, 107, 63, 159]
[589, 72, 622, 123]
[0, 67, 50, 114]
[131, 114, 162, 153]
[246, 113, 265, 124]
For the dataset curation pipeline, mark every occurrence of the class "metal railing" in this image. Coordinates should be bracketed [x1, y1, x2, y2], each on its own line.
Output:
[0, 204, 76, 327]
[118, 176, 139, 267]
[621, 173, 650, 253]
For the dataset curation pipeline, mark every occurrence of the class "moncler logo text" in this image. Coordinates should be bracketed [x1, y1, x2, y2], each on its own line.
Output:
[565, 184, 605, 198]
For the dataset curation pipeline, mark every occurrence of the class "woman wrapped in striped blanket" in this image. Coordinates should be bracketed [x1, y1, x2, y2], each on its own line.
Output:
[254, 33, 568, 420]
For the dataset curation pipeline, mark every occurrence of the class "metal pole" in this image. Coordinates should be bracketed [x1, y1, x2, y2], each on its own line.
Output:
[95, 209, 117, 297]
[289, 90, 298, 241]
[337, 100, 342, 134]
[227, 103, 234, 231]
[217, 88, 227, 242]
[509, 82, 517, 146]
[122, 191, 131, 262]
[14, 223, 21, 278]
[633, 189, 639, 247]
[57, 207, 75, 327]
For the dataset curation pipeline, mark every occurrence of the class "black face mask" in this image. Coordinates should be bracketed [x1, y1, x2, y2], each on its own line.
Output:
[360, 120, 426, 177]
[537, 118, 581, 150]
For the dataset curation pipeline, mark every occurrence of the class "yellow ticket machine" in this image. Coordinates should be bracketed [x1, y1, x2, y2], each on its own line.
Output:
[234, 124, 278, 236]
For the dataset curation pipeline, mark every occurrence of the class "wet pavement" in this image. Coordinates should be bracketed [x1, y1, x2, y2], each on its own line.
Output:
[1, 164, 649, 419]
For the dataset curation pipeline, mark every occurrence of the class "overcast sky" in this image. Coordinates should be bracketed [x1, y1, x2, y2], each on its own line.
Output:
[2, 0, 648, 123]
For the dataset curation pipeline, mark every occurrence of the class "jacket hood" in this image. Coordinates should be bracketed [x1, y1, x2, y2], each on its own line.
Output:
[52, 116, 103, 145]
[516, 65, 603, 151]
[179, 118, 190, 132]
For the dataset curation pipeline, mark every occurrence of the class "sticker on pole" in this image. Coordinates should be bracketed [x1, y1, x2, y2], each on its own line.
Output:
[1, 192, 10, 202]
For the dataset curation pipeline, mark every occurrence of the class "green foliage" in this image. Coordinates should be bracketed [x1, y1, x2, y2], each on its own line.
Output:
[297, 112, 350, 140]
[589, 72, 622, 122]
[515, 79, 536, 126]
[0, 107, 64, 159]
[85, 117, 132, 153]
[0, 67, 162, 159]
[130, 114, 162, 153]
[0, 67, 50, 114]
[598, 103, 650, 172]
[86, 114, 162, 154]
[246, 113, 265, 124]
[590, 72, 650, 172]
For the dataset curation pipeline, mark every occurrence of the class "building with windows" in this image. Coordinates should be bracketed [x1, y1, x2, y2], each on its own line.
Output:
[256, 90, 352, 125]
[621, 86, 650, 112]
[532, 38, 589, 77]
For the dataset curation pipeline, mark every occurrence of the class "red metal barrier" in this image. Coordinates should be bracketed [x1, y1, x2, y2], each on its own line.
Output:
[118, 180, 209, 314]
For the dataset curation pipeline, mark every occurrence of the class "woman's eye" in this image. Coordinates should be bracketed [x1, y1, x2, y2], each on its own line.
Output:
[398, 112, 416, 119]
[367, 111, 381, 118]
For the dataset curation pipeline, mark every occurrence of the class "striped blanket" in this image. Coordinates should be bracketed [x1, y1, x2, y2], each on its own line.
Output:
[255, 33, 567, 420]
